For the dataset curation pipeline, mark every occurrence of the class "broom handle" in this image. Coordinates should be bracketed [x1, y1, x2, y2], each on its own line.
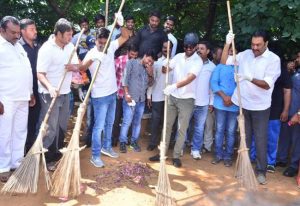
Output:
[226, 1, 243, 115]
[161, 41, 171, 144]
[82, 0, 126, 106]
[105, 0, 109, 27]
[38, 28, 85, 130]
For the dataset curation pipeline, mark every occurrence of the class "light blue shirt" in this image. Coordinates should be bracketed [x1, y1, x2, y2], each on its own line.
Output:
[210, 64, 239, 112]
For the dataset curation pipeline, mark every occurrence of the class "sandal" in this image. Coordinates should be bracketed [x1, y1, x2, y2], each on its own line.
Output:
[0, 171, 11, 183]
[297, 176, 300, 189]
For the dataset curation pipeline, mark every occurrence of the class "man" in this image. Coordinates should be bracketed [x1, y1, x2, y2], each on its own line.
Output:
[81, 25, 132, 168]
[0, 16, 34, 182]
[94, 13, 105, 29]
[212, 46, 223, 65]
[147, 41, 173, 151]
[134, 11, 168, 59]
[37, 18, 80, 171]
[190, 41, 215, 160]
[149, 33, 203, 168]
[119, 50, 155, 153]
[164, 15, 177, 58]
[112, 44, 139, 146]
[224, 30, 281, 184]
[19, 19, 40, 153]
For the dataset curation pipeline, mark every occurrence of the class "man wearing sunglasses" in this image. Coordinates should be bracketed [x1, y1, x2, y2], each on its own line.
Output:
[149, 33, 203, 168]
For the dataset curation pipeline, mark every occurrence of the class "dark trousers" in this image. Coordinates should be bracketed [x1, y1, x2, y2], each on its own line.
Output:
[25, 95, 41, 153]
[112, 97, 123, 144]
[277, 121, 300, 169]
[243, 108, 270, 175]
[149, 101, 164, 146]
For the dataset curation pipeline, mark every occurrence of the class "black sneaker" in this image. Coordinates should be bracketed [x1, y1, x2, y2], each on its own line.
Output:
[172, 158, 182, 168]
[119, 142, 127, 153]
[276, 161, 287, 167]
[130, 141, 141, 152]
[224, 159, 233, 167]
[149, 154, 160, 162]
[147, 145, 156, 151]
[211, 157, 222, 165]
[283, 167, 298, 177]
[267, 165, 275, 173]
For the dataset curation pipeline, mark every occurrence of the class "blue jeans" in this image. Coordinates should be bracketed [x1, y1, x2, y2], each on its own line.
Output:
[250, 120, 281, 166]
[119, 99, 145, 143]
[91, 93, 116, 157]
[191, 105, 209, 152]
[214, 108, 238, 160]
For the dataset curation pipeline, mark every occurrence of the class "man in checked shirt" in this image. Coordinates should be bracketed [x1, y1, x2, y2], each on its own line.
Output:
[112, 44, 138, 146]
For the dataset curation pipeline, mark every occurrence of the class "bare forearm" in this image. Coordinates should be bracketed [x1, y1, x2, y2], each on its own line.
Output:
[251, 79, 270, 90]
[80, 60, 93, 71]
[283, 88, 291, 113]
[175, 73, 196, 88]
[37, 72, 52, 90]
[221, 43, 230, 64]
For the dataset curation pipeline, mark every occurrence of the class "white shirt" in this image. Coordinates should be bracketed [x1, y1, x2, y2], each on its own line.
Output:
[168, 33, 177, 58]
[147, 56, 170, 102]
[195, 60, 216, 106]
[84, 40, 119, 98]
[0, 35, 32, 101]
[231, 49, 281, 110]
[168, 52, 203, 99]
[37, 35, 79, 95]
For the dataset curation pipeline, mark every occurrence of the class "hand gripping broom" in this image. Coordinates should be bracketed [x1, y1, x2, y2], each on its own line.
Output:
[50, 0, 126, 199]
[226, 1, 258, 190]
[1, 28, 85, 194]
[155, 41, 176, 206]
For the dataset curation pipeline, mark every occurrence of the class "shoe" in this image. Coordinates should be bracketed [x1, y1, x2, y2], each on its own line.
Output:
[90, 156, 104, 168]
[224, 159, 233, 167]
[267, 165, 275, 173]
[211, 157, 222, 165]
[276, 161, 287, 167]
[283, 167, 298, 177]
[130, 141, 141, 152]
[191, 150, 201, 160]
[172, 158, 182, 168]
[147, 145, 156, 151]
[149, 154, 160, 162]
[257, 173, 267, 185]
[101, 148, 119, 158]
[47, 161, 57, 172]
[119, 142, 127, 153]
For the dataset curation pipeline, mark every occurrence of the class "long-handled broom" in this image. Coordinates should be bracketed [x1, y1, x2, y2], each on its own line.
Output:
[226, 1, 258, 190]
[50, 0, 126, 199]
[155, 41, 176, 206]
[1, 28, 85, 194]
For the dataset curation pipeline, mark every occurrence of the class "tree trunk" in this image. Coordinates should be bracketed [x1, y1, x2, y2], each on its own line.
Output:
[204, 0, 218, 40]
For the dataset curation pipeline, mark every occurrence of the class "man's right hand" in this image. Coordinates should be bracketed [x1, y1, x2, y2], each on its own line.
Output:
[0, 101, 4, 115]
[48, 86, 58, 98]
[223, 95, 233, 106]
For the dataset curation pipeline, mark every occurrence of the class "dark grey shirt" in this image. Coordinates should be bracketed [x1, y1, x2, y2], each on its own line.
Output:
[122, 59, 150, 102]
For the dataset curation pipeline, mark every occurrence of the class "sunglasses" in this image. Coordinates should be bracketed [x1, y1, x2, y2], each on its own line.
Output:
[184, 45, 196, 50]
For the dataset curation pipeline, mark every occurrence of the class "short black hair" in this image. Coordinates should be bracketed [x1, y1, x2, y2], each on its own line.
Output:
[149, 11, 161, 19]
[94, 14, 105, 24]
[0, 16, 19, 30]
[144, 49, 156, 60]
[163, 41, 173, 49]
[128, 44, 138, 52]
[125, 15, 134, 21]
[20, 18, 35, 30]
[78, 16, 89, 25]
[96, 27, 110, 39]
[198, 40, 211, 51]
[54, 18, 72, 35]
[252, 30, 269, 42]
[166, 15, 176, 23]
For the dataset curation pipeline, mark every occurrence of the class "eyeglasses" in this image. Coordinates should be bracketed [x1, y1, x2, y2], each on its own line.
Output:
[184, 45, 195, 50]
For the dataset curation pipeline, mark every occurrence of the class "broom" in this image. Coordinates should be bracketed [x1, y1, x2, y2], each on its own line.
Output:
[226, 1, 258, 190]
[50, 0, 126, 199]
[155, 41, 176, 206]
[1, 28, 85, 194]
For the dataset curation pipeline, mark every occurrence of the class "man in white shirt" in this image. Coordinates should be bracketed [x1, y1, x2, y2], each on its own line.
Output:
[149, 33, 203, 168]
[81, 25, 132, 168]
[146, 41, 173, 151]
[190, 41, 215, 159]
[224, 30, 281, 184]
[0, 16, 34, 182]
[36, 18, 80, 171]
[164, 16, 177, 58]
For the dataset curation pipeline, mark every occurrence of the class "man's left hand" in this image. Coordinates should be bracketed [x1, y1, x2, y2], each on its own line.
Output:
[280, 110, 289, 122]
[29, 95, 36, 107]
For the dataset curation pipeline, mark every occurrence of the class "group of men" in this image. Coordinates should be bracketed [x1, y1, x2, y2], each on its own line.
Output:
[0, 9, 299, 188]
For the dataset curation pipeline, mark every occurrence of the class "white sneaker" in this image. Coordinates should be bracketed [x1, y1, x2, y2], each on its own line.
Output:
[191, 150, 201, 160]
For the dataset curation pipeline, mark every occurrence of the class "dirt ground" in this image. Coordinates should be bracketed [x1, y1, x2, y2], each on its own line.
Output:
[0, 118, 300, 206]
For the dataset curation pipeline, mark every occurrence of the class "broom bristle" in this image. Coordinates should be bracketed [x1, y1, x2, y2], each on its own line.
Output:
[235, 115, 258, 191]
[155, 143, 176, 206]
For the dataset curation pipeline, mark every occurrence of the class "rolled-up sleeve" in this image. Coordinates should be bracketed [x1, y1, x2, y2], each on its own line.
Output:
[210, 65, 221, 93]
[263, 57, 281, 88]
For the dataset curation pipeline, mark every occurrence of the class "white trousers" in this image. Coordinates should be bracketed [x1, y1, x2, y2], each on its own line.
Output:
[0, 100, 28, 173]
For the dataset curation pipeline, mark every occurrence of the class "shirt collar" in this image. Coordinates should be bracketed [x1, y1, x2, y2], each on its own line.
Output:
[261, 48, 270, 58]
[0, 34, 10, 45]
